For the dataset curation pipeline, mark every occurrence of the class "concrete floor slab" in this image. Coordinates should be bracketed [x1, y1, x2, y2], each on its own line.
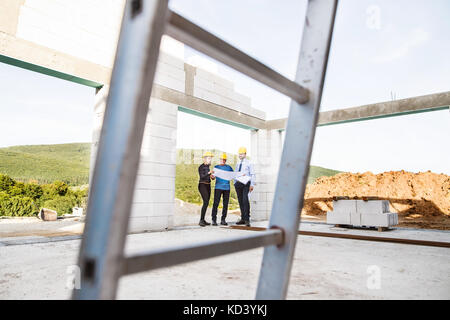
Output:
[0, 223, 449, 300]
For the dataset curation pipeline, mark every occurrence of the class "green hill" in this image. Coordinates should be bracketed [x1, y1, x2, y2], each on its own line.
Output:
[0, 143, 91, 185]
[307, 165, 341, 184]
[0, 144, 341, 206]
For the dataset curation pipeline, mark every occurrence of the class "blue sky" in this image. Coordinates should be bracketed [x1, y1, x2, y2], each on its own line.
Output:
[0, 0, 449, 174]
[0, 62, 95, 147]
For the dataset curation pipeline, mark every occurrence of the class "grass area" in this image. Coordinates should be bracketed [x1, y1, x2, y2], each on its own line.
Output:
[0, 144, 341, 209]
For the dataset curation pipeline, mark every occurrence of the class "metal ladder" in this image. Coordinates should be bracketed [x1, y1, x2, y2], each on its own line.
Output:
[73, 0, 337, 300]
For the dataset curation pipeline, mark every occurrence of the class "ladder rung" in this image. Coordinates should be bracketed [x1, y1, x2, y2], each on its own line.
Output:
[166, 11, 310, 105]
[121, 228, 283, 276]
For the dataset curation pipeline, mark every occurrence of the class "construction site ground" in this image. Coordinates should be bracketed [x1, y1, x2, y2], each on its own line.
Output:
[0, 217, 449, 299]
[1, 197, 448, 239]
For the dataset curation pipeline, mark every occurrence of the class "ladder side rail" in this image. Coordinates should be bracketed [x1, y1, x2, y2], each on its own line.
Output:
[74, 0, 170, 300]
[255, 0, 338, 299]
[166, 11, 309, 104]
[122, 229, 283, 276]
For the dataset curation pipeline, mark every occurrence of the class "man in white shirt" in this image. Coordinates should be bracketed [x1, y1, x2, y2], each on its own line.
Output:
[234, 146, 255, 226]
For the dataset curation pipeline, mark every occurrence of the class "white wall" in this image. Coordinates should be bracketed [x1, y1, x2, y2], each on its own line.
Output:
[250, 129, 283, 221]
[16, 0, 125, 68]
[129, 97, 178, 232]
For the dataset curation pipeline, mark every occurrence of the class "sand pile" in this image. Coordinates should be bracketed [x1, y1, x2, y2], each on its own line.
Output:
[303, 171, 450, 218]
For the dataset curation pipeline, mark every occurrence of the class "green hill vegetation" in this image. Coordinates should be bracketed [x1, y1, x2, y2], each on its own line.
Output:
[306, 165, 341, 184]
[0, 143, 90, 185]
[0, 174, 88, 217]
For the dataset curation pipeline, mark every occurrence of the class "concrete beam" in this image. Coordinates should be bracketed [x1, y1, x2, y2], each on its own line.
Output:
[151, 84, 266, 130]
[266, 91, 450, 130]
[265, 118, 287, 131]
[0, 32, 111, 87]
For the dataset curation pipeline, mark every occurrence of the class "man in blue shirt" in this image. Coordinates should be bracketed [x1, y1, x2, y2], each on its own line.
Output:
[234, 147, 255, 227]
[210, 153, 233, 226]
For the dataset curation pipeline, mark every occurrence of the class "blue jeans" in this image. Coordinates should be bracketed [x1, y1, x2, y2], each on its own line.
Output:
[212, 189, 230, 222]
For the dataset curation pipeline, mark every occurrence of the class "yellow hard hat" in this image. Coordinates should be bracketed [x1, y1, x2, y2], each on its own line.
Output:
[203, 151, 213, 157]
[238, 147, 247, 154]
[220, 153, 227, 160]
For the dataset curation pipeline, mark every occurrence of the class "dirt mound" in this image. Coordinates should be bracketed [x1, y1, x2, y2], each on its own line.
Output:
[302, 171, 450, 229]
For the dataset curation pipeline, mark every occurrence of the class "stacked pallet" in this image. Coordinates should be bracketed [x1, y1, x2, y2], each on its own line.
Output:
[327, 199, 398, 231]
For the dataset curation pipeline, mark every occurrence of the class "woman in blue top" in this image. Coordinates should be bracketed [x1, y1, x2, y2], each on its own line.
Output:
[210, 153, 233, 226]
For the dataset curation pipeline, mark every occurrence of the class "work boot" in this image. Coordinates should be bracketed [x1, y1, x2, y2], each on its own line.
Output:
[236, 219, 246, 225]
[212, 220, 218, 226]
[199, 219, 210, 227]
[245, 220, 251, 227]
[220, 220, 228, 226]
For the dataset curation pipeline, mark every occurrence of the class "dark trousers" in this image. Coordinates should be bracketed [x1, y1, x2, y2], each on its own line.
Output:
[198, 183, 211, 220]
[212, 189, 230, 222]
[235, 181, 251, 221]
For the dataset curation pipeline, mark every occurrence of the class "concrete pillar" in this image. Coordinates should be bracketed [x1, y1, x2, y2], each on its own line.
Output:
[89, 38, 184, 233]
[90, 92, 178, 233]
[250, 129, 283, 221]
[130, 97, 177, 232]
[89, 85, 109, 186]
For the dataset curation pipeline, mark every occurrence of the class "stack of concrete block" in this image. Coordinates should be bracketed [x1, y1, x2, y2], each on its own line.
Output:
[154, 51, 185, 93]
[192, 67, 265, 120]
[327, 200, 398, 228]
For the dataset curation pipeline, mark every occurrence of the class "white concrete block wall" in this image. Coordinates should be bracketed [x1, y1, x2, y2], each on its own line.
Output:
[89, 85, 109, 185]
[129, 97, 178, 232]
[159, 51, 185, 70]
[250, 129, 282, 221]
[90, 92, 178, 233]
[192, 67, 266, 120]
[154, 59, 186, 93]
